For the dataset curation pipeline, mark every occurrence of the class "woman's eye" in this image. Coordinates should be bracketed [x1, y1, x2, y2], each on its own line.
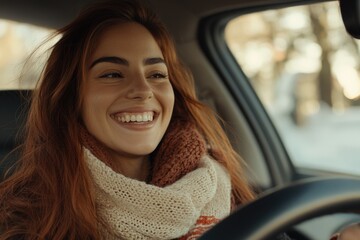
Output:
[99, 72, 123, 78]
[149, 72, 168, 79]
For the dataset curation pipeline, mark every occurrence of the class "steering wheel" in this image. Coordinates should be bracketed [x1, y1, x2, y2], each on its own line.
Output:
[199, 177, 360, 240]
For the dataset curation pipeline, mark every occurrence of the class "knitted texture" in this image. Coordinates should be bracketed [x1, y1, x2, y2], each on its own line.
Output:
[81, 120, 231, 239]
[80, 126, 113, 167]
[85, 149, 231, 240]
[150, 120, 206, 187]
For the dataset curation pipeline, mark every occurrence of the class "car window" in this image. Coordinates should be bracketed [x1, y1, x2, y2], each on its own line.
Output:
[0, 19, 56, 90]
[225, 1, 360, 176]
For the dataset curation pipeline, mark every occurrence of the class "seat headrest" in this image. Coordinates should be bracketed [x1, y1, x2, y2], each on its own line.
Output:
[0, 90, 31, 148]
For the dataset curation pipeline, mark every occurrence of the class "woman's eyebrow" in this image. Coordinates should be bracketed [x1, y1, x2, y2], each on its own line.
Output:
[90, 56, 128, 69]
[89, 56, 166, 69]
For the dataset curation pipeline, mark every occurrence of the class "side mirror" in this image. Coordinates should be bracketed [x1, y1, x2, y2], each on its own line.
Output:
[339, 0, 360, 39]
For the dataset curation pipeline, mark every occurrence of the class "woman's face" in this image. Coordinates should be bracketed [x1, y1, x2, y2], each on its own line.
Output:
[82, 22, 174, 161]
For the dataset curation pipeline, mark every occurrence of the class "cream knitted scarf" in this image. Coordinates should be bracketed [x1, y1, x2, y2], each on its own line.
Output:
[82, 120, 232, 239]
[85, 150, 231, 239]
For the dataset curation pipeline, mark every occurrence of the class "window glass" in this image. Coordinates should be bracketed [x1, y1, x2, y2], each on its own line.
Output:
[225, 2, 360, 175]
[0, 19, 56, 89]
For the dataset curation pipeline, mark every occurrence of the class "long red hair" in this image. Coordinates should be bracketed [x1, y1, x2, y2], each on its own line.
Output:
[0, 1, 254, 239]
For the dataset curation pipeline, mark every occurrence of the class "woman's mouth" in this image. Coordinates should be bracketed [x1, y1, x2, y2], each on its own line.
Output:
[111, 111, 155, 123]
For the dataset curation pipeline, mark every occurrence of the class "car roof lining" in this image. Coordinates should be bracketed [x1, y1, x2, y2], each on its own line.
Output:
[0, 0, 328, 28]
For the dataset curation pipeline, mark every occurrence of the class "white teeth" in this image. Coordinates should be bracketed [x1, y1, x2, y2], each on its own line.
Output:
[114, 112, 154, 123]
[126, 115, 130, 122]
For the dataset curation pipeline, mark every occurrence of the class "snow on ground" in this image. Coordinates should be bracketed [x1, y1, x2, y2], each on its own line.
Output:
[271, 105, 360, 176]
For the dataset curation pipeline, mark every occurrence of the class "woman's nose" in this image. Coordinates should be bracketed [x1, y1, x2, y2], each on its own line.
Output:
[126, 77, 153, 100]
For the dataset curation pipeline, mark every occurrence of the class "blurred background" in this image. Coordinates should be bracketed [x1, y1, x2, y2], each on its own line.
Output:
[0, 19, 54, 89]
[225, 1, 360, 175]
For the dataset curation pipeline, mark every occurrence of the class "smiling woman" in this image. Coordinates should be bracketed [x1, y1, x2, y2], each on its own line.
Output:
[0, 0, 255, 239]
[82, 22, 175, 178]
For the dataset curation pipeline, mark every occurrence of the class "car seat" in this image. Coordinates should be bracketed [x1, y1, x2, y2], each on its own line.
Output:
[0, 90, 31, 180]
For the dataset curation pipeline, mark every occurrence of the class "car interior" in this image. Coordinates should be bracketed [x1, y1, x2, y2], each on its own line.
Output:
[0, 0, 360, 239]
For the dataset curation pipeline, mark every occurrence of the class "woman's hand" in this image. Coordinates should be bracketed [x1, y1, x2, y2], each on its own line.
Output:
[331, 223, 360, 240]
